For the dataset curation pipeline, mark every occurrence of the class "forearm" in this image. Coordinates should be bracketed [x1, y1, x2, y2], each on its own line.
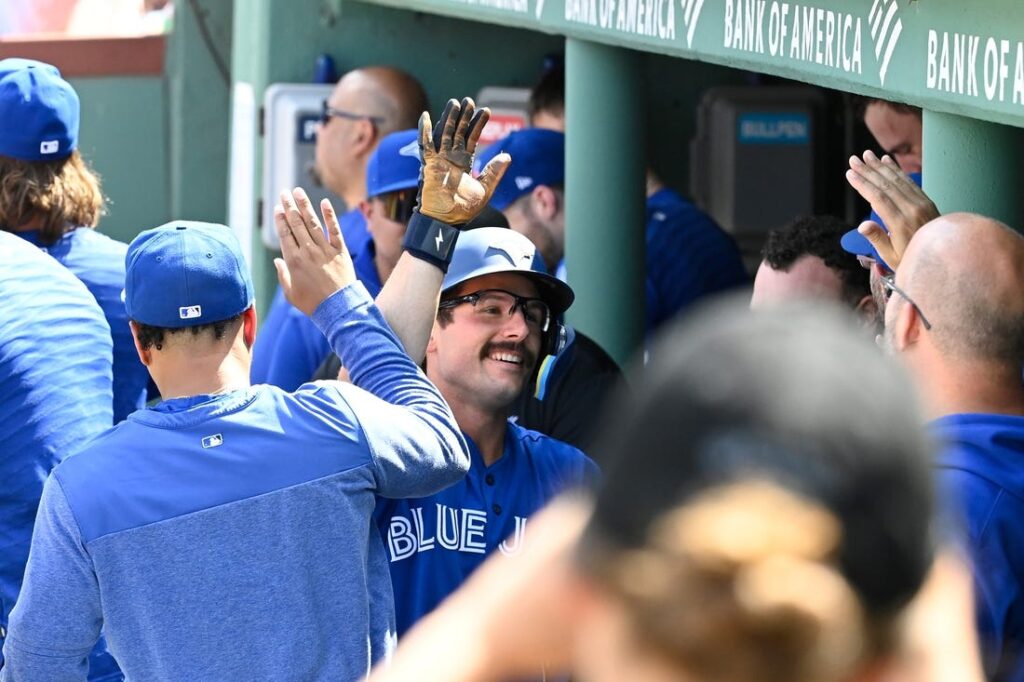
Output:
[312, 281, 448, 414]
[373, 252, 444, 364]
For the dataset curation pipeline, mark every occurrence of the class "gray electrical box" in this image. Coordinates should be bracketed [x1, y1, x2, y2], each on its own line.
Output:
[691, 87, 826, 268]
[475, 86, 530, 147]
[262, 83, 345, 250]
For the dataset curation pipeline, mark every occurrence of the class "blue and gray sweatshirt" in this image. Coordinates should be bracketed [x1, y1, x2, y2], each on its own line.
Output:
[1, 282, 470, 681]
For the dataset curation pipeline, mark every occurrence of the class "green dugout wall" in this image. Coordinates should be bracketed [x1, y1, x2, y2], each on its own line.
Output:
[230, 0, 1024, 366]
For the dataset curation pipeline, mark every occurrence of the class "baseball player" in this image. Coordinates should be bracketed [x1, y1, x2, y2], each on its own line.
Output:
[0, 58, 149, 422]
[374, 225, 599, 637]
[0, 232, 120, 680]
[314, 127, 621, 451]
[359, 98, 598, 636]
[1, 148, 505, 678]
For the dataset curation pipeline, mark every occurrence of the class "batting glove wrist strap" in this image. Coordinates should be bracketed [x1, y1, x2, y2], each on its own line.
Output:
[402, 210, 460, 272]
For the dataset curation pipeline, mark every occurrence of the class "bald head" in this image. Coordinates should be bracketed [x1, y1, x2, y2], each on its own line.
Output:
[316, 66, 428, 205]
[898, 212, 1024, 368]
[335, 66, 429, 135]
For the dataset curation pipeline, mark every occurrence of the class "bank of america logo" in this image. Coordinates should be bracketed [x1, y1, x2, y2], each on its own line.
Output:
[680, 0, 706, 48]
[869, 0, 903, 86]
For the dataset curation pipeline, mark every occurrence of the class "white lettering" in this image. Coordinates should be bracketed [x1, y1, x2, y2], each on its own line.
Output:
[724, 0, 733, 47]
[1015, 43, 1024, 105]
[768, 2, 781, 56]
[927, 30, 938, 89]
[841, 15, 852, 72]
[953, 33, 967, 94]
[459, 509, 488, 554]
[565, 0, 598, 25]
[968, 35, 980, 97]
[824, 9, 835, 67]
[499, 517, 529, 556]
[411, 506, 435, 553]
[437, 504, 460, 550]
[999, 39, 1011, 102]
[985, 37, 999, 100]
[388, 516, 416, 562]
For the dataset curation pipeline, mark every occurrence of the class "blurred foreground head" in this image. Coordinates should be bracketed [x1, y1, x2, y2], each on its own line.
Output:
[577, 299, 935, 682]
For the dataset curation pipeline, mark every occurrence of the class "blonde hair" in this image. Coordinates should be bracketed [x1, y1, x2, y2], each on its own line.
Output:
[0, 151, 105, 245]
[595, 481, 882, 682]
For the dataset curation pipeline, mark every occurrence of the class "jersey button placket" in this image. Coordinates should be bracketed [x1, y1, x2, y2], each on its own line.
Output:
[485, 473, 495, 486]
[492, 502, 502, 515]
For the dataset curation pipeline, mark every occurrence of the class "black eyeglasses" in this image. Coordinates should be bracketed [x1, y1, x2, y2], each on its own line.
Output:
[376, 189, 417, 225]
[320, 99, 385, 127]
[881, 275, 932, 330]
[439, 289, 552, 332]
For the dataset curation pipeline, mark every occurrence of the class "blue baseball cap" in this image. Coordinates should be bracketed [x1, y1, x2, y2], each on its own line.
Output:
[125, 221, 255, 328]
[841, 172, 923, 271]
[442, 227, 574, 314]
[366, 129, 421, 198]
[474, 129, 564, 210]
[0, 58, 79, 161]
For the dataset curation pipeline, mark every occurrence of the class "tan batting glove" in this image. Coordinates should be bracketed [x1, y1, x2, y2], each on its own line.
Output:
[417, 97, 510, 225]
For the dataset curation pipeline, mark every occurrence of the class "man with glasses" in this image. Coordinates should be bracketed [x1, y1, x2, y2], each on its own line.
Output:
[374, 225, 598, 637]
[284, 96, 596, 639]
[252, 66, 428, 391]
[846, 152, 1024, 682]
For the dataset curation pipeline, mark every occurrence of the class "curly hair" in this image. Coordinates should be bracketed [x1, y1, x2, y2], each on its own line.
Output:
[133, 314, 243, 351]
[762, 215, 869, 308]
[0, 151, 105, 245]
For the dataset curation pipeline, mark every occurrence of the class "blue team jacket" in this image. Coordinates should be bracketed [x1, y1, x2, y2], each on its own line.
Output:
[19, 227, 149, 422]
[644, 188, 748, 332]
[252, 210, 368, 390]
[2, 283, 470, 682]
[0, 233, 120, 680]
[375, 424, 598, 636]
[933, 413, 1024, 682]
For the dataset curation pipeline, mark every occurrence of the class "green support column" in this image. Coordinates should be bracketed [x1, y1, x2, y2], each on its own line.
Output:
[230, 0, 344, 321]
[565, 39, 646, 368]
[166, 0, 233, 226]
[923, 111, 1024, 230]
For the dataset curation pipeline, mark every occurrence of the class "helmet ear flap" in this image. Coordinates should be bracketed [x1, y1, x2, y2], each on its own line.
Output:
[545, 322, 568, 357]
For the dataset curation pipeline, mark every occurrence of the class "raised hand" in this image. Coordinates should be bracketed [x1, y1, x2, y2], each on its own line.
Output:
[417, 97, 510, 225]
[846, 151, 939, 270]
[273, 188, 356, 316]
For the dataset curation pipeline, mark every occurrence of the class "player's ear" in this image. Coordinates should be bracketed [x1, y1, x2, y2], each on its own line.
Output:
[242, 306, 258, 350]
[533, 185, 560, 222]
[854, 294, 879, 330]
[128, 320, 152, 366]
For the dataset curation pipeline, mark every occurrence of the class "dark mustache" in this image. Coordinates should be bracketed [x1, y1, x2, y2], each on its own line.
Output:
[482, 341, 538, 368]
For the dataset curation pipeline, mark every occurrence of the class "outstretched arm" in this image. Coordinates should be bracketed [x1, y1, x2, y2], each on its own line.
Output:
[374, 97, 511, 363]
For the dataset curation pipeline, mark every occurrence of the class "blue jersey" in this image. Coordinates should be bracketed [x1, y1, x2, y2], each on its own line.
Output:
[19, 228, 149, 422]
[352, 239, 384, 299]
[933, 413, 1024, 682]
[252, 210, 368, 390]
[2, 283, 469, 681]
[0, 233, 120, 680]
[644, 188, 748, 332]
[375, 423, 597, 636]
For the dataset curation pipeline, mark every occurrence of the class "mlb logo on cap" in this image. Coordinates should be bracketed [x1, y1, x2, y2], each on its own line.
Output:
[40, 140, 60, 155]
[125, 221, 254, 329]
[474, 128, 565, 211]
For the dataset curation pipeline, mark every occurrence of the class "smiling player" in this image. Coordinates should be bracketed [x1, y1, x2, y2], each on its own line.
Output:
[375, 225, 598, 637]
